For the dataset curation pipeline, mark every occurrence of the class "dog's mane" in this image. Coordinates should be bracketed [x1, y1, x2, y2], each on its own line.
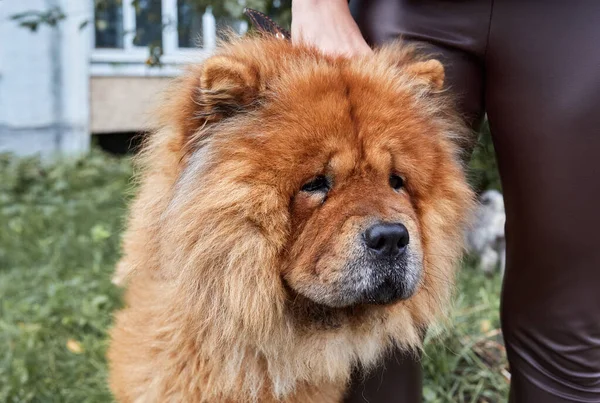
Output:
[109, 36, 474, 402]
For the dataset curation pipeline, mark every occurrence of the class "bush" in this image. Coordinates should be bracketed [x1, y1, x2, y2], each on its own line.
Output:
[469, 120, 502, 194]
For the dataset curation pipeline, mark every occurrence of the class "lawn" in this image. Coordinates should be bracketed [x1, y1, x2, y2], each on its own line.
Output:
[0, 150, 508, 402]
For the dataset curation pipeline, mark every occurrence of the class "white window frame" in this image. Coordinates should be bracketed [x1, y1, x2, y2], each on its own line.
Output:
[91, 0, 219, 77]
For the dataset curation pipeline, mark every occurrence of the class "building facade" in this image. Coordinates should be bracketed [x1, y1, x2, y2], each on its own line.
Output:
[0, 0, 235, 156]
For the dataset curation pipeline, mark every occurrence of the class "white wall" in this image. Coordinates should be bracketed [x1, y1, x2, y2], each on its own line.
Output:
[0, 0, 92, 157]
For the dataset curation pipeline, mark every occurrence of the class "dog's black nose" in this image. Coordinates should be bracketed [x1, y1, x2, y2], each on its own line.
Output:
[364, 223, 409, 257]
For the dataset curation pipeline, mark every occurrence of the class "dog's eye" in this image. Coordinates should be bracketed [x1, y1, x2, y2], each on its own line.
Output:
[389, 174, 405, 191]
[301, 176, 330, 193]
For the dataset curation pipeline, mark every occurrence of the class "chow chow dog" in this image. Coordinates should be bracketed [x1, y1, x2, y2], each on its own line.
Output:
[108, 36, 474, 402]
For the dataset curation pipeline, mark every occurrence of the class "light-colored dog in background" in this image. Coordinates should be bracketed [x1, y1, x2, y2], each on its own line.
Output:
[466, 190, 506, 275]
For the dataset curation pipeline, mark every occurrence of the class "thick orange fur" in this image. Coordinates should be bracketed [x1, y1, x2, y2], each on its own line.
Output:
[108, 36, 475, 402]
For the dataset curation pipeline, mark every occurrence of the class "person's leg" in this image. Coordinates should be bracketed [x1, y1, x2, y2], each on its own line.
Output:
[345, 353, 423, 403]
[485, 2, 600, 401]
[347, 1, 489, 401]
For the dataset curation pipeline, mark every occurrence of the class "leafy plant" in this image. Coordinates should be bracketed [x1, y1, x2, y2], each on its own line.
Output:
[9, 7, 66, 32]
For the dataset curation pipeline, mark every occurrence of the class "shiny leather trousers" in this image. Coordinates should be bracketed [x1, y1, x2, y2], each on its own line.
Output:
[346, 1, 600, 402]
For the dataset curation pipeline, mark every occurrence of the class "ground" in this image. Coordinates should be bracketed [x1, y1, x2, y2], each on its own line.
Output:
[0, 150, 508, 402]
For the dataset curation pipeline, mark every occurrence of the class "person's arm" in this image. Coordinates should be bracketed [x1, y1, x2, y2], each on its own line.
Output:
[291, 0, 372, 56]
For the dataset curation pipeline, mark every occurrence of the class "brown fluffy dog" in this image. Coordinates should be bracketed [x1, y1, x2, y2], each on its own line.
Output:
[108, 36, 474, 402]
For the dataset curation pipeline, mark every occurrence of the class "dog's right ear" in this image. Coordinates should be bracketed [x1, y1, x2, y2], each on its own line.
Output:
[160, 53, 264, 149]
[196, 55, 261, 121]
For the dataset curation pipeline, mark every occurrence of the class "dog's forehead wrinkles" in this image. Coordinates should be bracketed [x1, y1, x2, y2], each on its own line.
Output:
[341, 74, 360, 140]
[340, 74, 403, 175]
[315, 77, 392, 180]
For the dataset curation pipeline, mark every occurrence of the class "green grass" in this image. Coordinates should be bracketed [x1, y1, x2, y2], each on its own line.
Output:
[423, 263, 508, 403]
[0, 151, 130, 402]
[0, 150, 508, 402]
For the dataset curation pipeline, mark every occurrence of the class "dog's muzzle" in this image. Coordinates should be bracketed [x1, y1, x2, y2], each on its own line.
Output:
[356, 221, 420, 305]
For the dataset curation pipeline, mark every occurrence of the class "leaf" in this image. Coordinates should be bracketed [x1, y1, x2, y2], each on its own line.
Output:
[20, 21, 39, 32]
[423, 386, 438, 402]
[91, 295, 109, 309]
[66, 339, 83, 354]
[91, 224, 111, 242]
[10, 11, 37, 20]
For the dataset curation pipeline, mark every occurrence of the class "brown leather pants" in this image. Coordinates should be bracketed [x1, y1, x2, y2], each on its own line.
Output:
[346, 1, 600, 402]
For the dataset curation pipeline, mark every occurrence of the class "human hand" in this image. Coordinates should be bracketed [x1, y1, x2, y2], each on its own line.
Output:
[291, 0, 372, 56]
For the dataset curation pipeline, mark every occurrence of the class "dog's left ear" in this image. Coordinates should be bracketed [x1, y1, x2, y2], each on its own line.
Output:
[377, 42, 445, 91]
[404, 59, 445, 91]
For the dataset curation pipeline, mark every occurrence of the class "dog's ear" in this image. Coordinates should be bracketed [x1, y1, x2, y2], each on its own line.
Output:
[196, 55, 261, 121]
[158, 52, 266, 154]
[404, 59, 445, 91]
[377, 42, 445, 91]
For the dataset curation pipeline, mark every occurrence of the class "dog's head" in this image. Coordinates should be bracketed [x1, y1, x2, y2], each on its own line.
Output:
[146, 37, 473, 341]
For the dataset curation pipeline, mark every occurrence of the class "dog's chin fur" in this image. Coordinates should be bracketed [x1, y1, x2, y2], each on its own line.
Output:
[108, 36, 475, 403]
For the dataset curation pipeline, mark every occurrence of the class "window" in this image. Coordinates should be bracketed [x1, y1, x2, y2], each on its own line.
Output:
[91, 0, 246, 76]
[176, 2, 248, 48]
[133, 0, 163, 48]
[94, 0, 124, 48]
[177, 0, 203, 48]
